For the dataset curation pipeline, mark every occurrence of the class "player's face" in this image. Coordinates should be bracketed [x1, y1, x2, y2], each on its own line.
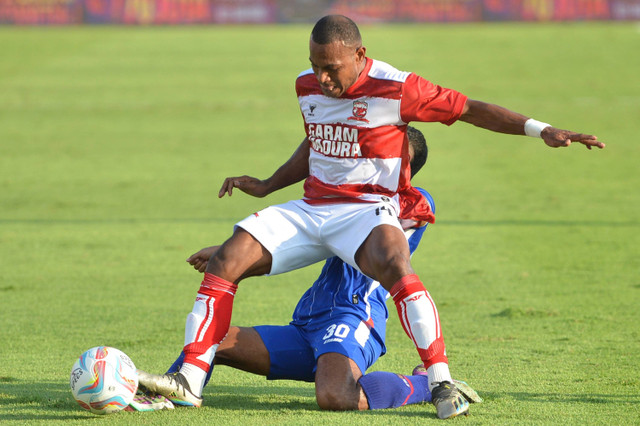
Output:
[309, 40, 366, 98]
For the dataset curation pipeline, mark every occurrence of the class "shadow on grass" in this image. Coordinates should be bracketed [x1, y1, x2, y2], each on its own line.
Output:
[202, 383, 317, 411]
[4, 377, 637, 422]
[0, 379, 88, 422]
[204, 384, 439, 419]
[480, 390, 640, 404]
[0, 380, 438, 421]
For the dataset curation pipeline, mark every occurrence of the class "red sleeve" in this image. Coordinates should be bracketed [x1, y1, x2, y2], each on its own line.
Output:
[400, 73, 468, 126]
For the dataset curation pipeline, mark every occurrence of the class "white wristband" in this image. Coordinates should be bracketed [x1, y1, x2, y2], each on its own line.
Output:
[524, 119, 551, 138]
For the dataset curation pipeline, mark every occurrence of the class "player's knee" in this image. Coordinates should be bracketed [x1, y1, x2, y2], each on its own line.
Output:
[383, 252, 411, 271]
[205, 232, 271, 280]
[205, 246, 251, 282]
[370, 252, 413, 285]
[361, 241, 412, 278]
[205, 251, 231, 276]
[315, 387, 358, 411]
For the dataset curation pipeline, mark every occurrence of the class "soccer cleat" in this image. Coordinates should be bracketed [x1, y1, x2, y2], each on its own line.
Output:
[125, 391, 175, 411]
[412, 363, 428, 377]
[412, 364, 482, 404]
[136, 370, 203, 408]
[451, 380, 482, 404]
[431, 381, 470, 419]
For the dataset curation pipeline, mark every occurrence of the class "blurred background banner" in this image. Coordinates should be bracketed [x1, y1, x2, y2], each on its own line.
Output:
[1, 0, 639, 24]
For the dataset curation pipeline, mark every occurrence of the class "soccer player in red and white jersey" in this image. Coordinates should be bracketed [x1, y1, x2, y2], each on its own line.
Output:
[143, 127, 482, 414]
[137, 15, 604, 419]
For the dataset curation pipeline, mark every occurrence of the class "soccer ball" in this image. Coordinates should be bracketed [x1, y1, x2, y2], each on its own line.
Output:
[69, 346, 138, 415]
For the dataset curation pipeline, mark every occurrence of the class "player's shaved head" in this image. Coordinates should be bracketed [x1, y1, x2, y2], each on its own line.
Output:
[308, 15, 366, 98]
[311, 15, 362, 47]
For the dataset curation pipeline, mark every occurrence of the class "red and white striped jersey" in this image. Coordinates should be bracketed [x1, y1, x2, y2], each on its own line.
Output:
[296, 58, 467, 222]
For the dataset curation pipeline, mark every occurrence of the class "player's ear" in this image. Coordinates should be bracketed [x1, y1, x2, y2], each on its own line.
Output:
[355, 45, 366, 63]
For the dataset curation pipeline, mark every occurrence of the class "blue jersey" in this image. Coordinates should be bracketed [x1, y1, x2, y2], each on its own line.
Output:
[290, 188, 434, 353]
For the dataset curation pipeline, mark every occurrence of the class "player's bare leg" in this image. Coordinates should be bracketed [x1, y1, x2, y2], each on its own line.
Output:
[179, 229, 271, 393]
[214, 327, 271, 376]
[315, 353, 367, 410]
[355, 224, 469, 419]
[138, 229, 272, 406]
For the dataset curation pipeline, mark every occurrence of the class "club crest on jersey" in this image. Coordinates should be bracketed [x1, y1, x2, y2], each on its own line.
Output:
[307, 104, 317, 117]
[348, 100, 369, 123]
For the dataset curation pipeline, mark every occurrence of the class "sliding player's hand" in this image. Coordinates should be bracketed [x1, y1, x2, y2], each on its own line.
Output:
[186, 246, 220, 273]
[218, 175, 270, 198]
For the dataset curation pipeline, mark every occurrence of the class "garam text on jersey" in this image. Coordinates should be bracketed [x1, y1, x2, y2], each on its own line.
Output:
[308, 123, 361, 158]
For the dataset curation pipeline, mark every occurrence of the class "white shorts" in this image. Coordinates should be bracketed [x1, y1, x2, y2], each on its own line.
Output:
[235, 198, 403, 275]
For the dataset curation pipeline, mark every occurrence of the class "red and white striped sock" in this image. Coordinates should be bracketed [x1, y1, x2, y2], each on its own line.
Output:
[391, 274, 452, 391]
[180, 273, 237, 394]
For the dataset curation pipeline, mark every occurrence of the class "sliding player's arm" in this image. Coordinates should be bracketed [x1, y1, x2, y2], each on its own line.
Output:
[218, 137, 310, 198]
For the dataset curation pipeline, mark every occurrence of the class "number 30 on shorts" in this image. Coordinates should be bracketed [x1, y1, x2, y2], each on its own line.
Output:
[323, 323, 351, 340]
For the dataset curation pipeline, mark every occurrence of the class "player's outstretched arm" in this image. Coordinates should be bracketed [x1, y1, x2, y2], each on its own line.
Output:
[459, 99, 604, 149]
[218, 138, 310, 198]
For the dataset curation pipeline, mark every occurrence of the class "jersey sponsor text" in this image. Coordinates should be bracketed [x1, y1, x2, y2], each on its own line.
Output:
[308, 123, 361, 158]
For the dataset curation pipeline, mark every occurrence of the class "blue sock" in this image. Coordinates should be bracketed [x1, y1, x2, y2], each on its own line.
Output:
[359, 371, 431, 409]
[166, 351, 214, 387]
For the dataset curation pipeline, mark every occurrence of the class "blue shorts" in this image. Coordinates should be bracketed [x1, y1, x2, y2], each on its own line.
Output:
[254, 314, 385, 382]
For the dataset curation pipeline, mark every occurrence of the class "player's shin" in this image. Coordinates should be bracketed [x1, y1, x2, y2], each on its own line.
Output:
[391, 274, 452, 392]
[181, 273, 237, 395]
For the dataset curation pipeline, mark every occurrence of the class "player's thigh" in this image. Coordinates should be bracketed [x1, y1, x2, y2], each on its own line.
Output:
[234, 201, 332, 275]
[315, 353, 367, 410]
[320, 201, 409, 278]
[215, 326, 270, 376]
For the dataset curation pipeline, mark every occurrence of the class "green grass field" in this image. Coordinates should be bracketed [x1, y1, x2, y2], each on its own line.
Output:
[0, 22, 639, 424]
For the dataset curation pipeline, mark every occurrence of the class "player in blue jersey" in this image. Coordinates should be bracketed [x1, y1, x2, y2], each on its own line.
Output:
[139, 127, 480, 412]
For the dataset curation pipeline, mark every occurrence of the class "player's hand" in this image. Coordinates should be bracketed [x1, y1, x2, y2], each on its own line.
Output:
[218, 175, 271, 198]
[186, 246, 220, 273]
[541, 127, 605, 150]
